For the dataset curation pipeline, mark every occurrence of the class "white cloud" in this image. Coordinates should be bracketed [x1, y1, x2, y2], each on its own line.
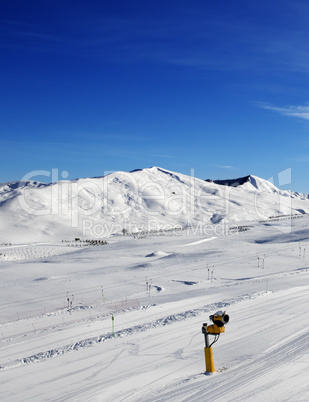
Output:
[213, 164, 237, 170]
[259, 103, 309, 120]
[221, 165, 236, 170]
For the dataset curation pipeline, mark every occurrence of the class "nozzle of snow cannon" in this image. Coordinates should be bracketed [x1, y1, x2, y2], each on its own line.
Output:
[207, 311, 229, 334]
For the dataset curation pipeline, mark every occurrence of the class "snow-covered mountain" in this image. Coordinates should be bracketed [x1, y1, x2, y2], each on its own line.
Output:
[1, 167, 309, 242]
[2, 168, 309, 400]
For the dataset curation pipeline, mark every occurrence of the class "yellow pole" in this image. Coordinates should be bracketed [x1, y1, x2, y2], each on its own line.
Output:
[204, 346, 215, 373]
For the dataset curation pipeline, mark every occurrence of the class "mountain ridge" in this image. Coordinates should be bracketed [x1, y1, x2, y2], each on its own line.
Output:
[1, 167, 308, 242]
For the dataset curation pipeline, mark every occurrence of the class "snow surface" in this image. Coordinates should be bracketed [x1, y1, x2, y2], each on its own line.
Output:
[1, 168, 309, 401]
[1, 167, 309, 242]
[1, 214, 309, 401]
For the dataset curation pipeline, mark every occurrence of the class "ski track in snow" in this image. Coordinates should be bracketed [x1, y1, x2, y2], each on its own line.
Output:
[0, 292, 266, 371]
[140, 328, 309, 402]
[1, 190, 309, 401]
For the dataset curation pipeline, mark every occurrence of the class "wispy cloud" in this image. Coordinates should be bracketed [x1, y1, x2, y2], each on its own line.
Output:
[214, 164, 237, 170]
[2, 3, 309, 74]
[258, 103, 309, 121]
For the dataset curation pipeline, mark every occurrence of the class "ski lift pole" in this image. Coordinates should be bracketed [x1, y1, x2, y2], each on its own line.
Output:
[66, 291, 70, 309]
[112, 315, 115, 337]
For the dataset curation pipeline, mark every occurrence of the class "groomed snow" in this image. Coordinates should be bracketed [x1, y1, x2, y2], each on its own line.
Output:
[1, 214, 309, 401]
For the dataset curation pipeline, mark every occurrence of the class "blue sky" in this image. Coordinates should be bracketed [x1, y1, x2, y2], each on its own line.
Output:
[2, 0, 309, 192]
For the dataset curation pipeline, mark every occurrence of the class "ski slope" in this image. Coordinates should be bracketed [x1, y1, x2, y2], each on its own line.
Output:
[1, 214, 309, 401]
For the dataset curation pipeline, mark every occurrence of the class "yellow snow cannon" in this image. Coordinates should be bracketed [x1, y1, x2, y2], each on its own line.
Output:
[206, 311, 229, 334]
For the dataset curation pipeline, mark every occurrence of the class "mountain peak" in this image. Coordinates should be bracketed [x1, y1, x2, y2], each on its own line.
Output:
[0, 167, 308, 242]
[207, 175, 252, 187]
[206, 174, 278, 192]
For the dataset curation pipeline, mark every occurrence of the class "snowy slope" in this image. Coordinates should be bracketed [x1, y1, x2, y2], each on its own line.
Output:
[1, 167, 309, 242]
[1, 215, 309, 401]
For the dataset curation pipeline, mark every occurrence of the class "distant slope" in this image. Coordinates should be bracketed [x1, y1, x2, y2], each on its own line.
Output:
[1, 167, 309, 242]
